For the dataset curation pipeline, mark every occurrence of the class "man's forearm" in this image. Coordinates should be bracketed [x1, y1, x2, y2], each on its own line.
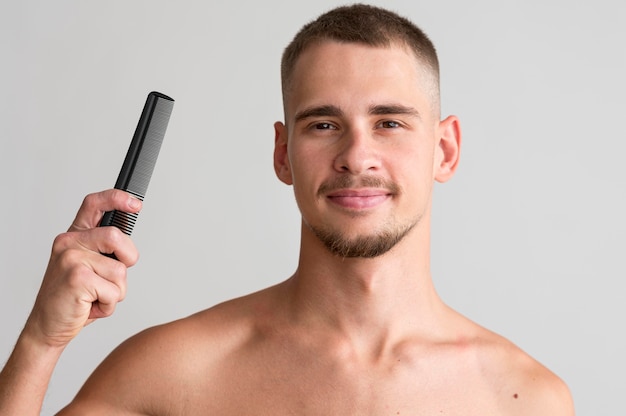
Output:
[0, 329, 64, 416]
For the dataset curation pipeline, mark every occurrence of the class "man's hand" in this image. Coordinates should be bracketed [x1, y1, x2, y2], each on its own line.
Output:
[0, 189, 142, 416]
[26, 189, 142, 348]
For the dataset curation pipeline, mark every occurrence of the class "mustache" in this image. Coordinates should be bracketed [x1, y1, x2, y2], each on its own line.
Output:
[317, 175, 401, 196]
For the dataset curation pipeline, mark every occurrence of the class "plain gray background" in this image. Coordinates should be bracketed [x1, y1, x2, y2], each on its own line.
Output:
[1, 0, 624, 414]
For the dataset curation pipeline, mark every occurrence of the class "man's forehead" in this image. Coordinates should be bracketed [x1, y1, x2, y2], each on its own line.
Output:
[284, 40, 437, 121]
[293, 39, 420, 70]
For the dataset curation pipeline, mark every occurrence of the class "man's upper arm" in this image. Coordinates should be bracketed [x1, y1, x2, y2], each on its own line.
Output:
[538, 376, 575, 416]
[55, 326, 183, 416]
[515, 361, 575, 416]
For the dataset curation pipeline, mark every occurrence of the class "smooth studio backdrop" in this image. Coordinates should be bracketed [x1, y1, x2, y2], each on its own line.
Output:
[1, 1, 624, 414]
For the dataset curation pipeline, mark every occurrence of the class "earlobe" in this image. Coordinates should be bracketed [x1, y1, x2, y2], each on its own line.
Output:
[434, 115, 462, 183]
[273, 121, 293, 185]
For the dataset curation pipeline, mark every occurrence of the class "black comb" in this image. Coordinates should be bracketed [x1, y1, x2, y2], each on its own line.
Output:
[100, 91, 174, 236]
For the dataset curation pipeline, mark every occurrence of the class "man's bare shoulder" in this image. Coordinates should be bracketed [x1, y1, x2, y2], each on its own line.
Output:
[462, 318, 574, 415]
[59, 286, 278, 415]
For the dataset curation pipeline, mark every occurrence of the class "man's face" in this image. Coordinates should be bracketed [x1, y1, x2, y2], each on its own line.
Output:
[274, 41, 455, 258]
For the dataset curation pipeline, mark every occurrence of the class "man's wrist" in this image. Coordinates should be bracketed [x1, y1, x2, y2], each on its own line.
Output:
[0, 327, 66, 416]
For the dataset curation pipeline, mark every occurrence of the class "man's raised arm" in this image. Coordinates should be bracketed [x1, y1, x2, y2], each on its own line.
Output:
[0, 190, 141, 416]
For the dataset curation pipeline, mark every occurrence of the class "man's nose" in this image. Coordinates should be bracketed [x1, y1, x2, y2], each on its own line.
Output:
[332, 127, 382, 175]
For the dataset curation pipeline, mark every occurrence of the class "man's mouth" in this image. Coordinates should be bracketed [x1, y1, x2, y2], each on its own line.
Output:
[326, 189, 392, 209]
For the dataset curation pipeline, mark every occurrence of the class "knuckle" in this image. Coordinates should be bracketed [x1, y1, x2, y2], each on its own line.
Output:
[97, 302, 117, 318]
[116, 268, 129, 298]
[57, 247, 79, 265]
[117, 279, 128, 302]
[127, 247, 140, 266]
[111, 258, 128, 278]
[60, 253, 89, 288]
[80, 190, 118, 213]
[51, 233, 72, 253]
[100, 227, 123, 252]
[107, 189, 127, 206]
[103, 225, 123, 243]
[81, 192, 99, 211]
[104, 228, 139, 266]
[65, 270, 85, 291]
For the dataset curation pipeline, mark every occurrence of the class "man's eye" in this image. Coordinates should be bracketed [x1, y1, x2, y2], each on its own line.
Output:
[314, 122, 336, 130]
[380, 120, 400, 128]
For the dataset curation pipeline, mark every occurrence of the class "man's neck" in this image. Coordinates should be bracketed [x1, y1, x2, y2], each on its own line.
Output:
[282, 221, 450, 358]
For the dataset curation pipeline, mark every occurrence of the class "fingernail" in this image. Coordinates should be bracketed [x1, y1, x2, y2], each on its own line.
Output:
[128, 197, 141, 210]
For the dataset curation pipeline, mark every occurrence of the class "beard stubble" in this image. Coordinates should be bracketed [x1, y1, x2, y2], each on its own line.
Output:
[307, 175, 420, 258]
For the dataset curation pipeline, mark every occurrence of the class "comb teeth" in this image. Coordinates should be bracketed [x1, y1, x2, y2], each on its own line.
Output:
[125, 95, 174, 198]
[107, 210, 139, 236]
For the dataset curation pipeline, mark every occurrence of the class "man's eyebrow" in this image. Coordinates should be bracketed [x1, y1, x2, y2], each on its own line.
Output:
[293, 104, 420, 122]
[294, 105, 344, 122]
[369, 104, 421, 118]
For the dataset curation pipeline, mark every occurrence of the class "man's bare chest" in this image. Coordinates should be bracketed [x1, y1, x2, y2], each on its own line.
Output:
[176, 354, 507, 416]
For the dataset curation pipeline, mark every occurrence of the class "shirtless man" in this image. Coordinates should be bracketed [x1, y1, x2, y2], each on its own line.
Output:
[0, 4, 574, 415]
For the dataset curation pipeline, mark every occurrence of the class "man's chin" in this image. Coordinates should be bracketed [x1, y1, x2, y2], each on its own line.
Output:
[310, 225, 415, 259]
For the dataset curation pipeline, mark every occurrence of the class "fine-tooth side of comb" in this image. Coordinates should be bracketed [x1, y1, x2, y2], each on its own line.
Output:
[100, 91, 174, 237]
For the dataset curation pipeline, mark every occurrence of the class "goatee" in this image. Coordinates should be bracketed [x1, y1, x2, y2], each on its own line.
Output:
[310, 174, 417, 258]
[308, 220, 417, 258]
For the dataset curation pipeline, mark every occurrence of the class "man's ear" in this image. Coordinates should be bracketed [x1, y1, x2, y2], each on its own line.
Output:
[273, 121, 293, 185]
[434, 115, 462, 183]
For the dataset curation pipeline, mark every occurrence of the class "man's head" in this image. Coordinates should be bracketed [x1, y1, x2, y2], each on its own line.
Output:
[280, 4, 441, 117]
[274, 4, 460, 259]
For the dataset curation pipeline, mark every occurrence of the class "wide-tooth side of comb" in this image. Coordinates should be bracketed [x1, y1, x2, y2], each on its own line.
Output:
[100, 91, 174, 236]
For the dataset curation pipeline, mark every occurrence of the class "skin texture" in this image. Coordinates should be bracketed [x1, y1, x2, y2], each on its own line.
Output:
[0, 41, 575, 415]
